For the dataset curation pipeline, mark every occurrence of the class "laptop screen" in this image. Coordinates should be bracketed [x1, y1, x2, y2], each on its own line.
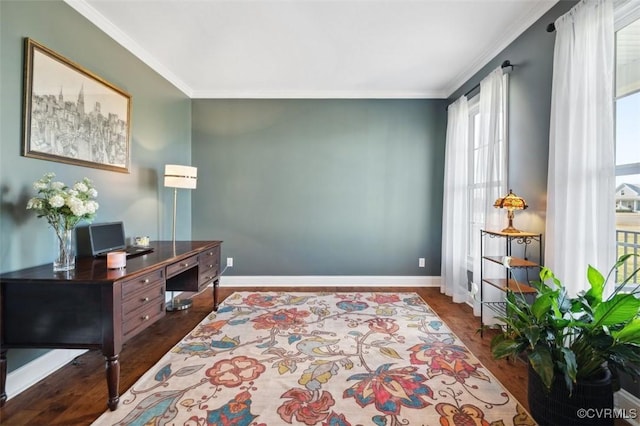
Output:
[89, 222, 126, 255]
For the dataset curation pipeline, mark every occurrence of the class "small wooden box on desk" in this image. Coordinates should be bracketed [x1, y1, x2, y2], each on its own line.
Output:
[480, 230, 542, 334]
[0, 240, 221, 411]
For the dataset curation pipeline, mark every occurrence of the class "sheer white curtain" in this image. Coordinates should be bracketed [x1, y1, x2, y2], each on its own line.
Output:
[441, 96, 469, 303]
[472, 67, 508, 319]
[546, 0, 615, 296]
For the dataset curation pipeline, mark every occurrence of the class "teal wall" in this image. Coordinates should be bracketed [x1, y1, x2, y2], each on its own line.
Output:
[0, 1, 191, 370]
[192, 99, 447, 275]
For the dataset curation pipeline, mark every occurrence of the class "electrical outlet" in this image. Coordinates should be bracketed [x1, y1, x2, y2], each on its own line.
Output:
[418, 258, 426, 268]
[226, 257, 233, 268]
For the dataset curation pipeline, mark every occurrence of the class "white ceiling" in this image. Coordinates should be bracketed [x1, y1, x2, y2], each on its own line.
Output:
[66, 0, 559, 99]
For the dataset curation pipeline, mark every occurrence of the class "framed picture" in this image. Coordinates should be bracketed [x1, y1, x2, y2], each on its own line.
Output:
[22, 38, 131, 173]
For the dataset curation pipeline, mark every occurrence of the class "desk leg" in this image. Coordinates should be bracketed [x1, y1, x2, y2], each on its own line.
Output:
[0, 349, 7, 406]
[105, 354, 120, 410]
[213, 278, 219, 311]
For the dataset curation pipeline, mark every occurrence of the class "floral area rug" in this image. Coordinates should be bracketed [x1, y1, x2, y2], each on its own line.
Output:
[93, 292, 535, 426]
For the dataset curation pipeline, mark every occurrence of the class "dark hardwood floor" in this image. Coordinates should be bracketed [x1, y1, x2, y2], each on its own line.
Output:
[0, 287, 532, 425]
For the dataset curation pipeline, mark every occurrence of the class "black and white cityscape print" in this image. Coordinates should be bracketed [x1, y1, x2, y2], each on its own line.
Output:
[29, 86, 128, 168]
[27, 45, 129, 170]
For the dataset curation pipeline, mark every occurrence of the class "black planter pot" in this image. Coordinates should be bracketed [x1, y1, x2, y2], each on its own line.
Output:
[528, 364, 614, 426]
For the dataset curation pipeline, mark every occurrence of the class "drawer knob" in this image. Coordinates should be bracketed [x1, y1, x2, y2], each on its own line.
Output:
[142, 315, 150, 321]
[141, 297, 149, 302]
[208, 264, 214, 268]
[181, 263, 189, 267]
[141, 279, 150, 284]
[208, 251, 213, 255]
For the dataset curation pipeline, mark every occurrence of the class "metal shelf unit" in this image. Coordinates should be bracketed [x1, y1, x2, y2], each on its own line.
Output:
[480, 229, 542, 335]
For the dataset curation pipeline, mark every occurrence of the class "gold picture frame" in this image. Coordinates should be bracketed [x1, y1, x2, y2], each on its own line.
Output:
[22, 38, 131, 173]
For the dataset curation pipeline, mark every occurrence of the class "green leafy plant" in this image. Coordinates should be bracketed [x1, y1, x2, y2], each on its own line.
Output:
[491, 254, 640, 394]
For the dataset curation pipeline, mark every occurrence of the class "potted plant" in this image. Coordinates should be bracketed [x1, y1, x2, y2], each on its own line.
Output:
[490, 254, 640, 426]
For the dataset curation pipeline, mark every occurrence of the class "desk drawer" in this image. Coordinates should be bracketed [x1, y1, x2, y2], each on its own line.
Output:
[123, 281, 164, 317]
[198, 268, 218, 292]
[121, 269, 164, 299]
[199, 246, 220, 269]
[199, 266, 218, 282]
[198, 247, 220, 282]
[198, 246, 220, 292]
[123, 297, 165, 340]
[167, 255, 198, 278]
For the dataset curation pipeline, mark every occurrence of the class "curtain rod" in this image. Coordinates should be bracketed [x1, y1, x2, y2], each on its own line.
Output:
[446, 60, 513, 110]
[462, 60, 514, 99]
[547, 22, 556, 32]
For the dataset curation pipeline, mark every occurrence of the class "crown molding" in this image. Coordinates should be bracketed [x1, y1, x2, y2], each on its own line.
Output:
[191, 89, 447, 99]
[64, 0, 194, 97]
[444, 1, 558, 98]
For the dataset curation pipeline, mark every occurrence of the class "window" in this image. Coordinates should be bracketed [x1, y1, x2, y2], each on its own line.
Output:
[466, 71, 508, 292]
[467, 95, 481, 272]
[614, 9, 640, 284]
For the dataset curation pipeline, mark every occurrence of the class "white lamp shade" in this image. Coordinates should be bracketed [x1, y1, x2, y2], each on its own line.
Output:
[164, 164, 197, 189]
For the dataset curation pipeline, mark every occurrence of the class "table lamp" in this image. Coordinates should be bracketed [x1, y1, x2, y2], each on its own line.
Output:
[493, 189, 527, 233]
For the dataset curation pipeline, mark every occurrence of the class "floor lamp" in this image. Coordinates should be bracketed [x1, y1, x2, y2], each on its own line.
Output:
[164, 164, 197, 311]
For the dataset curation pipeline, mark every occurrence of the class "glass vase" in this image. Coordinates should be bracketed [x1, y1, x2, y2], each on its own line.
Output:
[53, 228, 75, 271]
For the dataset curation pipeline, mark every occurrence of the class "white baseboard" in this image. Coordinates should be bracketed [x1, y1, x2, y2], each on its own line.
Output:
[5, 349, 87, 400]
[219, 275, 441, 287]
[614, 389, 640, 426]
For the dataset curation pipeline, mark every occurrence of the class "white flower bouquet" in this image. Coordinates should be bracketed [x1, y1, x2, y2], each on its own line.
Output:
[26, 172, 99, 270]
[27, 172, 99, 230]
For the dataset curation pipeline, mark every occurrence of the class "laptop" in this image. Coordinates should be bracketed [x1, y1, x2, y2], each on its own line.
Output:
[80, 221, 154, 258]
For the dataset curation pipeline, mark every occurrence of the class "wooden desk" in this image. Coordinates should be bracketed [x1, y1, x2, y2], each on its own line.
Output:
[0, 240, 221, 411]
